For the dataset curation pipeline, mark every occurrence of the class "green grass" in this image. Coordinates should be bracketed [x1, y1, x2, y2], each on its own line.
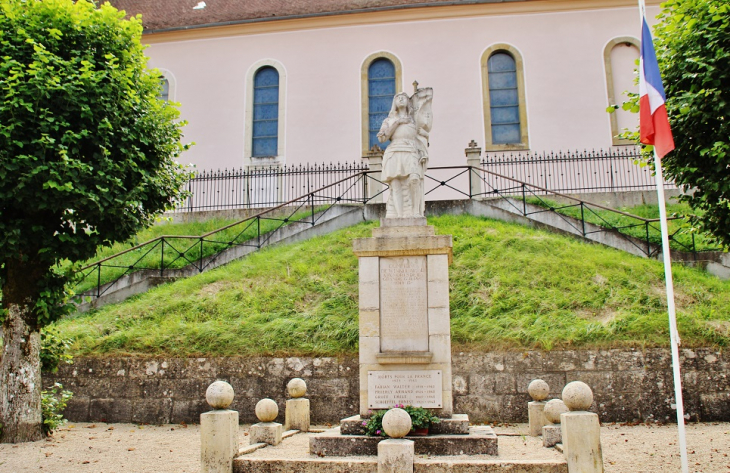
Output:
[53, 214, 730, 357]
[72, 206, 330, 294]
[524, 198, 720, 252]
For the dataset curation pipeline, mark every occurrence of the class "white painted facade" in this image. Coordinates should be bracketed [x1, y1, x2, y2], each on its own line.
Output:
[143, 1, 660, 172]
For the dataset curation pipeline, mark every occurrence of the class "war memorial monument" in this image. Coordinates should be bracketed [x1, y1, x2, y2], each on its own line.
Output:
[309, 85, 498, 457]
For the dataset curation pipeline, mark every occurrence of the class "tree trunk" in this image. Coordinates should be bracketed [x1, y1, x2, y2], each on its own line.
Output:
[0, 258, 45, 443]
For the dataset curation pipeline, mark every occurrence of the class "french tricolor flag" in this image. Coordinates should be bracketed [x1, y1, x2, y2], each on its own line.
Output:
[639, 16, 675, 159]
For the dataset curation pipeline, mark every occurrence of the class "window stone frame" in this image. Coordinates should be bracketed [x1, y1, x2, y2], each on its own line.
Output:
[480, 44, 529, 151]
[604, 36, 640, 146]
[360, 51, 403, 157]
[244, 59, 287, 167]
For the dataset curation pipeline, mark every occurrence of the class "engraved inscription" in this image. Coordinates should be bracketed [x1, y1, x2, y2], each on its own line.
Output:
[368, 370, 443, 408]
[380, 257, 428, 352]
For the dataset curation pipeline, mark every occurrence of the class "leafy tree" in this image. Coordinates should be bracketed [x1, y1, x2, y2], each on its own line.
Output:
[0, 0, 190, 442]
[614, 0, 729, 248]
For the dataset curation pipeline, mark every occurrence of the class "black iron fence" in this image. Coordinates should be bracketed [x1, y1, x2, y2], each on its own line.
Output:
[176, 149, 674, 213]
[75, 171, 377, 302]
[178, 161, 369, 212]
[480, 148, 674, 195]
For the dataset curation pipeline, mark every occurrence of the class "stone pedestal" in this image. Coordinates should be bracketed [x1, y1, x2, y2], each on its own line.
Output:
[311, 219, 498, 458]
[561, 412, 603, 473]
[353, 219, 453, 417]
[285, 398, 310, 431]
[528, 401, 547, 436]
[249, 422, 283, 446]
[200, 409, 238, 473]
[378, 439, 414, 473]
[543, 424, 562, 447]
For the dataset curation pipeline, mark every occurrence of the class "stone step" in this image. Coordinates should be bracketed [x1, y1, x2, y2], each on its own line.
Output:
[234, 457, 567, 473]
[309, 426, 497, 457]
[340, 414, 470, 435]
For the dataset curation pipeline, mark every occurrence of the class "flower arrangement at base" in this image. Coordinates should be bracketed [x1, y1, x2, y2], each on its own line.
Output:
[363, 405, 441, 437]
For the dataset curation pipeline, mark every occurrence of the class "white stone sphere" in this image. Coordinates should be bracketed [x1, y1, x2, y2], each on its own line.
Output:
[528, 379, 550, 401]
[205, 381, 234, 409]
[562, 381, 594, 411]
[287, 378, 307, 398]
[382, 408, 412, 439]
[543, 399, 569, 424]
[255, 398, 279, 422]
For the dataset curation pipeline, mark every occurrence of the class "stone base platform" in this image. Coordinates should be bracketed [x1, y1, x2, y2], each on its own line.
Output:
[235, 458, 568, 473]
[340, 414, 470, 435]
[234, 426, 567, 473]
[309, 426, 498, 457]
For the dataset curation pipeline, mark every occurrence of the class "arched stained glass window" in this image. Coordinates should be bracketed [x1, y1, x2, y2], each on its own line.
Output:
[368, 58, 396, 150]
[252, 66, 279, 157]
[487, 52, 520, 145]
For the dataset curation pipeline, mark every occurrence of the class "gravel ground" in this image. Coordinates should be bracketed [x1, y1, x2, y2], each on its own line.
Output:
[1, 422, 728, 472]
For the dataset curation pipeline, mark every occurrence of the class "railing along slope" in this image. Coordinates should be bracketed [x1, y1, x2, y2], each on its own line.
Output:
[73, 165, 725, 311]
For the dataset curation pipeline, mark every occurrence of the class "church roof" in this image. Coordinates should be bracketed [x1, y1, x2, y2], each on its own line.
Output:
[110, 0, 530, 32]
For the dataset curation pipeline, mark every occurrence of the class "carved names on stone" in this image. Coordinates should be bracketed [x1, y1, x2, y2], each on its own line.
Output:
[368, 370, 443, 408]
[379, 256, 428, 352]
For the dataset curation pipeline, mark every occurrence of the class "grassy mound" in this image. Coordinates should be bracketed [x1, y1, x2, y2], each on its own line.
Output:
[53, 215, 730, 357]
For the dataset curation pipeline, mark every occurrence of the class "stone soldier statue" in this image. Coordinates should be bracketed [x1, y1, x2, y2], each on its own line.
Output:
[377, 85, 433, 219]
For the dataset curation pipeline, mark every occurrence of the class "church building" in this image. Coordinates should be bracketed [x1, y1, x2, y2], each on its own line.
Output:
[111, 0, 661, 173]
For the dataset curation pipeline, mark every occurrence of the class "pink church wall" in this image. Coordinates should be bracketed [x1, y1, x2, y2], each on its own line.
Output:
[144, 4, 659, 172]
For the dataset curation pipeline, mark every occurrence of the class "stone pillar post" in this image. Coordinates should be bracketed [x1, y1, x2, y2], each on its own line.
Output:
[378, 408, 415, 473]
[200, 381, 238, 473]
[365, 145, 384, 203]
[378, 440, 414, 473]
[527, 379, 550, 436]
[560, 381, 604, 473]
[465, 140, 483, 199]
[284, 378, 310, 432]
[249, 398, 283, 446]
[542, 399, 568, 448]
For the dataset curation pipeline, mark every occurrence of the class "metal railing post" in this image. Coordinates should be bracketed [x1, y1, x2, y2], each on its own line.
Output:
[580, 203, 586, 237]
[522, 184, 527, 216]
[310, 193, 315, 225]
[160, 239, 165, 277]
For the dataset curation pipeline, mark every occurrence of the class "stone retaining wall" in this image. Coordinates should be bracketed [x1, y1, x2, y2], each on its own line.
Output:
[46, 348, 730, 425]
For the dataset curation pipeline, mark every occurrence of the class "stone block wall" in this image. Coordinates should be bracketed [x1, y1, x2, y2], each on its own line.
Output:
[451, 348, 730, 423]
[48, 357, 359, 425]
[45, 348, 730, 424]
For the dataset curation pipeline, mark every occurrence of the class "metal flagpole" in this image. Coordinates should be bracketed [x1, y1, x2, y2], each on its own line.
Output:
[652, 151, 689, 473]
[639, 1, 689, 471]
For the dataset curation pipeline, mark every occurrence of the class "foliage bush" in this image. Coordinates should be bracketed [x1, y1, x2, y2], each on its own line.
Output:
[0, 0, 190, 441]
[654, 0, 730, 249]
[363, 409, 387, 437]
[363, 405, 441, 437]
[403, 405, 440, 429]
[41, 383, 73, 436]
[610, 0, 730, 248]
[0, 0, 192, 325]
[40, 326, 73, 373]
